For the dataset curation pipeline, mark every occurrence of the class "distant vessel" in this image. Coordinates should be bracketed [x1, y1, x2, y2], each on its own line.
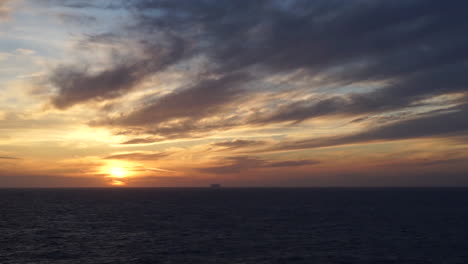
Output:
[210, 184, 221, 189]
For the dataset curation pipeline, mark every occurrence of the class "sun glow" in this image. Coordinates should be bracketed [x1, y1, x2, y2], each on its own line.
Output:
[110, 167, 127, 178]
[111, 179, 126, 186]
[100, 161, 135, 186]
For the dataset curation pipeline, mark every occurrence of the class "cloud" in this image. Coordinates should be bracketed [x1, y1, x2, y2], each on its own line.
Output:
[0, 156, 19, 160]
[198, 156, 266, 174]
[99, 73, 248, 126]
[15, 48, 36, 55]
[253, 63, 468, 125]
[267, 160, 320, 167]
[212, 139, 265, 150]
[417, 158, 468, 167]
[198, 156, 319, 174]
[0, 112, 70, 130]
[119, 137, 162, 145]
[0, 0, 16, 20]
[39, 0, 118, 9]
[92, 72, 251, 139]
[272, 104, 468, 151]
[46, 0, 468, 145]
[130, 0, 468, 81]
[50, 64, 145, 109]
[49, 31, 189, 109]
[104, 151, 168, 161]
[55, 12, 97, 25]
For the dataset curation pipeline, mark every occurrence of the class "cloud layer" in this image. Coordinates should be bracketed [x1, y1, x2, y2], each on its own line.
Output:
[2, 0, 468, 186]
[44, 0, 468, 145]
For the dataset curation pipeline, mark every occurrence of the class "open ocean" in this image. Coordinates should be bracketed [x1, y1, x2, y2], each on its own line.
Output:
[0, 188, 467, 263]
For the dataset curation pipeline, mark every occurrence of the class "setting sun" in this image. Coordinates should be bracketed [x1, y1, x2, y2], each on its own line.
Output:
[110, 167, 127, 178]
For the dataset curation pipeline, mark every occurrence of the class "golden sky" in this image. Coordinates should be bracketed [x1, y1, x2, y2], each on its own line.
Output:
[1, 0, 468, 187]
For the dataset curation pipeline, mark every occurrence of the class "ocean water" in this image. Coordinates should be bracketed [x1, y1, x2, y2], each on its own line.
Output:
[0, 188, 467, 264]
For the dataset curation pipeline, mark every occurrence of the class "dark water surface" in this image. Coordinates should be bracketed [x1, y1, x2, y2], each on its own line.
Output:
[1, 188, 467, 263]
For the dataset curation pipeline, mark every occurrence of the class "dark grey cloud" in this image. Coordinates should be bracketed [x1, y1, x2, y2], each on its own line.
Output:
[130, 0, 468, 123]
[50, 64, 144, 109]
[50, 31, 189, 109]
[48, 0, 468, 142]
[104, 151, 168, 161]
[198, 156, 319, 174]
[131, 0, 468, 77]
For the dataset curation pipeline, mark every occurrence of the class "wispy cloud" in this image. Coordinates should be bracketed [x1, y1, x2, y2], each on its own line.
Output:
[270, 104, 468, 152]
[104, 151, 168, 161]
[198, 156, 320, 175]
[212, 139, 266, 150]
[0, 156, 19, 160]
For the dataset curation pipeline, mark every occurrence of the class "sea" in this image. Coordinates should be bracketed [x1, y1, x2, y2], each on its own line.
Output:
[0, 188, 467, 263]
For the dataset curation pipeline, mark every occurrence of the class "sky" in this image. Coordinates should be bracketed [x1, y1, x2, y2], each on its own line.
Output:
[0, 0, 468, 187]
